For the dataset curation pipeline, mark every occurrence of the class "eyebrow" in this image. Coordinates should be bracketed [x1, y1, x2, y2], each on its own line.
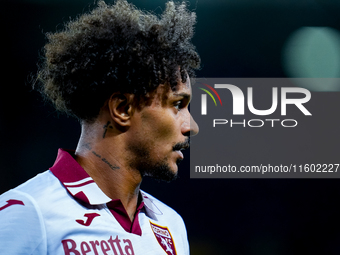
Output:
[173, 92, 191, 99]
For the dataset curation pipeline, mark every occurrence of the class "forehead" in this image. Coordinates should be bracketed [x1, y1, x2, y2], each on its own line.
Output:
[172, 78, 191, 95]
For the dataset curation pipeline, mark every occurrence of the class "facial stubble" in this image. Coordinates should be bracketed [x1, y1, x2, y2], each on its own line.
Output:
[128, 139, 190, 182]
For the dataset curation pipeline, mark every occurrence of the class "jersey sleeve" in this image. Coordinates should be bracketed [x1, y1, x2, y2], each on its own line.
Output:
[0, 190, 47, 255]
[179, 214, 190, 255]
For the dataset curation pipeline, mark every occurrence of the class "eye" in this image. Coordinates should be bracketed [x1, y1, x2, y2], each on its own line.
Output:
[174, 100, 184, 110]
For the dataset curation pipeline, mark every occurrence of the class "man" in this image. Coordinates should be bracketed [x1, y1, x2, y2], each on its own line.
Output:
[0, 0, 200, 254]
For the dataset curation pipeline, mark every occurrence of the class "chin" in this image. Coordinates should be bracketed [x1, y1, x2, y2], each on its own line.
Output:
[141, 160, 179, 183]
[129, 145, 181, 182]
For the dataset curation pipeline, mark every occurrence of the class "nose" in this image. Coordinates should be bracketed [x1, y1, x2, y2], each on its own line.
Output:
[182, 113, 199, 137]
[189, 115, 199, 136]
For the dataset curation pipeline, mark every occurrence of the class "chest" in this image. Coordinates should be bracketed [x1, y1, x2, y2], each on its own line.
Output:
[43, 204, 184, 255]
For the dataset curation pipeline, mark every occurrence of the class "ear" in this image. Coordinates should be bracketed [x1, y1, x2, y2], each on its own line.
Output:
[107, 93, 135, 127]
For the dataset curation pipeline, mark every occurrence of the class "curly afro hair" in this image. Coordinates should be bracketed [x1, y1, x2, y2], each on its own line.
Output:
[36, 0, 200, 122]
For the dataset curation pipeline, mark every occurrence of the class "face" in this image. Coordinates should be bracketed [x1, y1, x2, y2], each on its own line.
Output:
[126, 78, 199, 182]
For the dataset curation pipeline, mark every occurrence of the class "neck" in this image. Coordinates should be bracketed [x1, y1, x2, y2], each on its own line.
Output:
[75, 121, 142, 221]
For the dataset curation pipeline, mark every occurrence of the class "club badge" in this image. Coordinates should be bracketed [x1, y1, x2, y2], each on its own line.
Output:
[150, 221, 177, 255]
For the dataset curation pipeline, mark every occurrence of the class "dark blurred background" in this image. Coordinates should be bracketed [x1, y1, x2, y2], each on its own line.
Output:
[2, 0, 340, 254]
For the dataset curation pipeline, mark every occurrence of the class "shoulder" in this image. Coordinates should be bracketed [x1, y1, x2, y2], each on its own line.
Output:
[141, 190, 181, 215]
[14, 170, 59, 195]
[0, 171, 61, 254]
[140, 190, 186, 228]
[0, 170, 58, 217]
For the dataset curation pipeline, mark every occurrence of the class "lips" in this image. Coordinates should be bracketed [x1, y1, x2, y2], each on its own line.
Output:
[175, 150, 184, 159]
[173, 139, 190, 160]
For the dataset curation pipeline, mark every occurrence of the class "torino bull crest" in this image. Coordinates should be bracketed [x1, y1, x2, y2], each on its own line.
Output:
[150, 222, 177, 255]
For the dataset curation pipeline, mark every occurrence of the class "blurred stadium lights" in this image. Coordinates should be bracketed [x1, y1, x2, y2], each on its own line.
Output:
[15, 0, 340, 5]
[282, 26, 340, 91]
[14, 0, 188, 6]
